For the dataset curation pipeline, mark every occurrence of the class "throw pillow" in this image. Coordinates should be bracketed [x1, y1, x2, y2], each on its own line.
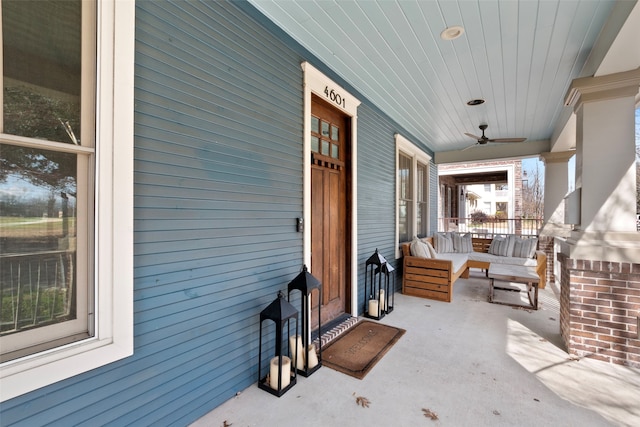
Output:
[488, 236, 508, 256]
[410, 238, 432, 258]
[434, 232, 454, 253]
[424, 239, 437, 258]
[453, 233, 473, 253]
[512, 237, 538, 258]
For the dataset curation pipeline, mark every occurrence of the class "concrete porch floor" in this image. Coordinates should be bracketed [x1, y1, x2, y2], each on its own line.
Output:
[191, 271, 640, 427]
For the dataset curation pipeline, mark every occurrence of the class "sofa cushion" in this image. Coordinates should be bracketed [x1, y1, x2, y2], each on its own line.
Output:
[453, 233, 473, 253]
[512, 237, 538, 259]
[434, 232, 454, 253]
[410, 238, 433, 258]
[468, 252, 537, 267]
[435, 253, 468, 272]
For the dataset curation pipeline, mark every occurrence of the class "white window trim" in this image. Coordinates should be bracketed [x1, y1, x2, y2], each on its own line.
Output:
[395, 134, 432, 258]
[0, 0, 135, 402]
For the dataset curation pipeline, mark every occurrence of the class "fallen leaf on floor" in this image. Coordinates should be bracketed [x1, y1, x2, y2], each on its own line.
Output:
[425, 304, 431, 307]
[355, 395, 370, 408]
[493, 410, 501, 416]
[567, 355, 580, 362]
[534, 398, 540, 402]
[222, 421, 232, 427]
[539, 338, 548, 342]
[549, 317, 556, 321]
[422, 408, 438, 420]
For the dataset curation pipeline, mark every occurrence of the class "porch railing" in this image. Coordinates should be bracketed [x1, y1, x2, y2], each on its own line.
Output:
[0, 250, 75, 335]
[438, 217, 543, 238]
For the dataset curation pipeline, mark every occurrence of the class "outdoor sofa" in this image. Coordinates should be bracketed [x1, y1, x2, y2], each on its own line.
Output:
[401, 233, 547, 303]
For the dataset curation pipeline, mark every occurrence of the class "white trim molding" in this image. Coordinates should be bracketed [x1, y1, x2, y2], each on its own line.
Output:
[301, 62, 361, 317]
[395, 134, 432, 258]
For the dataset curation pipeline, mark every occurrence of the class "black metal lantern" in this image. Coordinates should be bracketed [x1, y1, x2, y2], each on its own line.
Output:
[377, 261, 395, 314]
[287, 265, 322, 377]
[258, 291, 298, 397]
[364, 249, 387, 320]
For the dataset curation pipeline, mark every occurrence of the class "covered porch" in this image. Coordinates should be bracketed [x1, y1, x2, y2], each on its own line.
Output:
[193, 271, 640, 426]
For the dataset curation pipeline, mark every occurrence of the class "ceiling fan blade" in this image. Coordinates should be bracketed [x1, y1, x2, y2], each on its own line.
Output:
[488, 138, 527, 143]
[461, 142, 479, 151]
[464, 132, 482, 140]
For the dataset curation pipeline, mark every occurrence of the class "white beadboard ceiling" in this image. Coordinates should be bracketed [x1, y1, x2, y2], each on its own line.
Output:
[248, 0, 638, 161]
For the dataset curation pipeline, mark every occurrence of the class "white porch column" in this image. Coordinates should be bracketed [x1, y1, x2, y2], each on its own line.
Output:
[540, 151, 574, 232]
[561, 68, 640, 261]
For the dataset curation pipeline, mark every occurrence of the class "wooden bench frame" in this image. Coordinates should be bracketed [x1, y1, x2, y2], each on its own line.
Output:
[401, 237, 547, 303]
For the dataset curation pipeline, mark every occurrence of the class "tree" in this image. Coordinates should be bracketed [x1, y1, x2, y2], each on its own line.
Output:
[522, 165, 544, 219]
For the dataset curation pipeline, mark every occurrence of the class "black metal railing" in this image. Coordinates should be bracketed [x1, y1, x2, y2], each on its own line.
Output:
[438, 217, 543, 237]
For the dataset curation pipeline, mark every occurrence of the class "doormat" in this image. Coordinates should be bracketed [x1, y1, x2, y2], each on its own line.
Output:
[321, 320, 405, 380]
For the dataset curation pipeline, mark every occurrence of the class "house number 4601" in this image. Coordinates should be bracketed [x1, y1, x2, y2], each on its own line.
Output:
[324, 86, 346, 109]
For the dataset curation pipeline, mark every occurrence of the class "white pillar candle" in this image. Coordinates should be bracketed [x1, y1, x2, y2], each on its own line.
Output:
[269, 356, 291, 390]
[368, 299, 379, 317]
[379, 289, 386, 311]
[307, 344, 319, 369]
[289, 335, 305, 370]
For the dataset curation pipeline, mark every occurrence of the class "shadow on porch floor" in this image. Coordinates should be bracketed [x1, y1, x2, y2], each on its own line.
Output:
[192, 271, 640, 427]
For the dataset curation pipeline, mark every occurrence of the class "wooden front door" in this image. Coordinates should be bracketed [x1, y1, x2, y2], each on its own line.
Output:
[310, 94, 351, 326]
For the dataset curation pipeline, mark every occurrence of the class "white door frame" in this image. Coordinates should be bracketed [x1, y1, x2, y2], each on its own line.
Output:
[301, 62, 361, 317]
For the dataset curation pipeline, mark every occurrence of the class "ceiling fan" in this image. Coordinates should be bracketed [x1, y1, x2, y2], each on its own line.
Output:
[462, 124, 526, 150]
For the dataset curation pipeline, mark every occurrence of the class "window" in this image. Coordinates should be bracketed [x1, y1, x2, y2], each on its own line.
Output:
[1, 0, 92, 363]
[416, 162, 428, 238]
[1, 0, 134, 402]
[395, 134, 431, 257]
[398, 153, 412, 243]
[484, 184, 492, 192]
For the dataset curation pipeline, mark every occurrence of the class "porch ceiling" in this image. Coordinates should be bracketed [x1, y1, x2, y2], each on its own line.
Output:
[248, 0, 639, 163]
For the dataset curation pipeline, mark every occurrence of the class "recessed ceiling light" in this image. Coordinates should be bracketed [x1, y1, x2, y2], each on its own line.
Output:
[440, 26, 465, 40]
[467, 99, 485, 106]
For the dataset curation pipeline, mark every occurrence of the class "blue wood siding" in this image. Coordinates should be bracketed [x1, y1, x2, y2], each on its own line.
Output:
[1, 2, 435, 425]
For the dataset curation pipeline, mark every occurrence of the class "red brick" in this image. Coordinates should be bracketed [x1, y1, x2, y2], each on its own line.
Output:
[598, 320, 627, 330]
[599, 335, 628, 344]
[573, 276, 597, 285]
[572, 316, 597, 326]
[597, 293, 628, 302]
[583, 325, 612, 335]
[582, 298, 611, 307]
[583, 284, 614, 292]
[573, 330, 597, 339]
[597, 306, 627, 316]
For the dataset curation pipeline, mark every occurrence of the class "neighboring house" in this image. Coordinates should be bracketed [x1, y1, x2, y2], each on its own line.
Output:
[438, 160, 524, 230]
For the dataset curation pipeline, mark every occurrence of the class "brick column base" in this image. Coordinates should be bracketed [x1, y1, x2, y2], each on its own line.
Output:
[558, 253, 640, 367]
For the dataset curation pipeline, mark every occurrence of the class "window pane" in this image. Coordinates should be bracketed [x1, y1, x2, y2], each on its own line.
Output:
[321, 121, 329, 137]
[2, 0, 82, 144]
[311, 116, 320, 134]
[0, 144, 78, 338]
[311, 136, 319, 153]
[399, 200, 409, 242]
[331, 125, 338, 141]
[398, 153, 412, 241]
[331, 143, 338, 159]
[321, 140, 329, 156]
